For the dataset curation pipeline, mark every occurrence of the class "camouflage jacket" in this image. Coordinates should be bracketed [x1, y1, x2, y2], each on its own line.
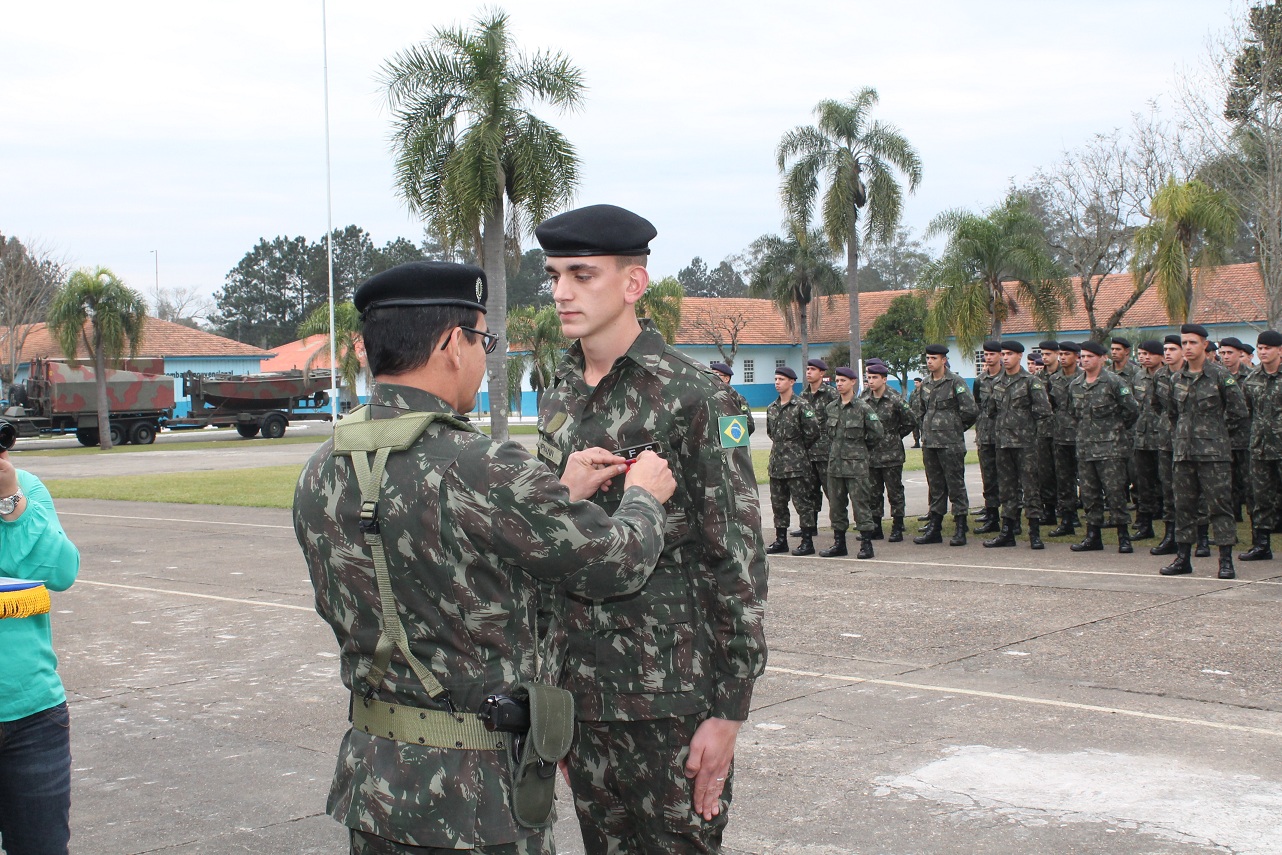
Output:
[767, 395, 820, 477]
[1109, 360, 1141, 392]
[1149, 364, 1177, 452]
[800, 383, 840, 462]
[825, 395, 885, 475]
[910, 371, 978, 451]
[724, 385, 756, 435]
[1227, 367, 1252, 449]
[1068, 371, 1139, 461]
[860, 387, 918, 467]
[1243, 366, 1282, 460]
[1048, 367, 1081, 445]
[990, 369, 1051, 449]
[1163, 361, 1249, 463]
[1035, 368, 1059, 441]
[973, 369, 1002, 446]
[537, 324, 768, 723]
[1131, 367, 1165, 451]
[294, 384, 668, 849]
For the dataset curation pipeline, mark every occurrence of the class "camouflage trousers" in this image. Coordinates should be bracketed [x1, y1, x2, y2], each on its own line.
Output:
[1077, 457, 1130, 527]
[1231, 449, 1252, 520]
[1053, 443, 1079, 519]
[1173, 460, 1236, 546]
[1037, 437, 1057, 515]
[869, 465, 907, 518]
[810, 459, 831, 506]
[922, 448, 969, 517]
[977, 442, 1000, 511]
[770, 476, 818, 530]
[1133, 449, 1163, 519]
[829, 470, 875, 533]
[997, 446, 1041, 522]
[566, 715, 729, 855]
[1251, 457, 1282, 531]
[350, 830, 550, 855]
[1158, 447, 1176, 523]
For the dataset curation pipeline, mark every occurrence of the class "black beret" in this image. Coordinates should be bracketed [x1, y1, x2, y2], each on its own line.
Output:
[999, 340, 1025, 353]
[834, 366, 859, 379]
[1111, 336, 1132, 349]
[1059, 341, 1081, 353]
[1039, 340, 1060, 351]
[1258, 330, 1282, 347]
[1206, 340, 1219, 351]
[1080, 341, 1107, 356]
[1219, 336, 1245, 351]
[1030, 354, 1044, 364]
[354, 261, 487, 317]
[775, 366, 797, 380]
[709, 361, 732, 376]
[1181, 323, 1209, 338]
[1139, 339, 1164, 355]
[535, 204, 656, 257]
[866, 357, 886, 365]
[982, 341, 1002, 353]
[924, 344, 949, 356]
[807, 358, 828, 371]
[865, 364, 889, 376]
[913, 377, 923, 382]
[1164, 334, 1183, 346]
[1242, 342, 1255, 354]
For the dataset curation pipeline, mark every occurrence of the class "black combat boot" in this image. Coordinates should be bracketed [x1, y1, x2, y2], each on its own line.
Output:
[914, 513, 943, 544]
[1195, 524, 1211, 558]
[1044, 507, 1058, 527]
[1218, 545, 1236, 579]
[1047, 514, 1077, 538]
[1131, 514, 1156, 540]
[917, 512, 932, 521]
[974, 511, 1001, 535]
[1028, 521, 1044, 550]
[983, 519, 1017, 548]
[1117, 524, 1133, 554]
[1150, 521, 1177, 555]
[1239, 529, 1273, 561]
[856, 533, 875, 559]
[766, 528, 789, 554]
[791, 529, 816, 556]
[819, 530, 847, 558]
[888, 516, 905, 543]
[869, 519, 884, 540]
[1070, 525, 1104, 552]
[789, 527, 803, 537]
[1159, 543, 1193, 575]
[949, 515, 968, 547]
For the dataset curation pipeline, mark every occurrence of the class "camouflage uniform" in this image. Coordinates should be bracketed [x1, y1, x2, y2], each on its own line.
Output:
[801, 383, 840, 505]
[1151, 365, 1179, 525]
[1069, 372, 1139, 526]
[1165, 362, 1249, 545]
[1243, 365, 1282, 531]
[990, 368, 1051, 523]
[824, 395, 885, 534]
[1036, 367, 1060, 517]
[860, 387, 919, 519]
[1227, 366, 1253, 520]
[767, 394, 822, 531]
[1110, 360, 1143, 507]
[1131, 367, 1165, 522]
[973, 369, 1002, 517]
[1048, 367, 1081, 520]
[910, 371, 979, 517]
[294, 383, 669, 853]
[536, 324, 768, 854]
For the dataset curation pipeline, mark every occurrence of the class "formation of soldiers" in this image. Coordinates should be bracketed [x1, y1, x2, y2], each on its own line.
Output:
[762, 326, 1282, 580]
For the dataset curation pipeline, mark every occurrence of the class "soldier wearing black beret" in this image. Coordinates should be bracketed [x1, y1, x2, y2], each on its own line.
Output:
[1131, 340, 1169, 540]
[1216, 337, 1255, 526]
[910, 344, 978, 545]
[1046, 341, 1083, 536]
[984, 338, 1052, 548]
[1034, 340, 1063, 526]
[973, 341, 1005, 533]
[800, 357, 839, 534]
[767, 365, 821, 556]
[1241, 330, 1282, 561]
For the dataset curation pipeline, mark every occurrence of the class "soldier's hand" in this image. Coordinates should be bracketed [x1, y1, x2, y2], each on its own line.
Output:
[623, 450, 675, 504]
[684, 717, 742, 820]
[560, 448, 629, 501]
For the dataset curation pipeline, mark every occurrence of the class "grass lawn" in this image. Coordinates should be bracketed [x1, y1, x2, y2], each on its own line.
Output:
[13, 433, 324, 458]
[45, 466, 305, 509]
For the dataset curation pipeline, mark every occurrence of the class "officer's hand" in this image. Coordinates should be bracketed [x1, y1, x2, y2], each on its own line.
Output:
[622, 450, 675, 504]
[560, 448, 629, 501]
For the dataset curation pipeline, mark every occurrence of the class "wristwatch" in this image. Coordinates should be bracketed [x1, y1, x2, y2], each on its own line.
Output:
[0, 489, 23, 515]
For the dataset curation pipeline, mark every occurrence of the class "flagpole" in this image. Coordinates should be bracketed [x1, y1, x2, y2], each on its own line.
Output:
[322, 0, 338, 424]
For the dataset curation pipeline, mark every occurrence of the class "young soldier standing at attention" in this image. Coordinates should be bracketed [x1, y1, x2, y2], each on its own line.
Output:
[766, 367, 821, 556]
[861, 363, 918, 543]
[910, 344, 979, 546]
[818, 366, 884, 559]
[1240, 329, 1282, 562]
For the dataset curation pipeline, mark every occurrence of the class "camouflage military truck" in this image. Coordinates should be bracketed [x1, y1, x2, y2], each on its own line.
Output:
[168, 369, 334, 438]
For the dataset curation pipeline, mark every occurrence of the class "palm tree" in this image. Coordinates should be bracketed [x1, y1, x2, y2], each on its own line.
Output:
[747, 226, 844, 366]
[506, 304, 565, 415]
[298, 302, 363, 410]
[778, 87, 922, 369]
[1131, 178, 1238, 323]
[46, 267, 148, 450]
[636, 276, 684, 344]
[919, 195, 1072, 354]
[382, 9, 584, 441]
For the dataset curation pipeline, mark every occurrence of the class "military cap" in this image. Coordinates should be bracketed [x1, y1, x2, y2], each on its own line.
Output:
[1059, 341, 1081, 353]
[924, 344, 949, 356]
[1079, 341, 1107, 356]
[865, 364, 889, 376]
[866, 357, 886, 366]
[1039, 340, 1061, 351]
[1241, 341, 1256, 354]
[999, 340, 1025, 353]
[1219, 336, 1245, 351]
[1030, 353, 1044, 365]
[1164, 333, 1183, 346]
[709, 361, 733, 377]
[535, 204, 656, 257]
[1139, 339, 1165, 355]
[354, 261, 487, 318]
[1259, 330, 1282, 347]
[982, 340, 1002, 353]
[1206, 340, 1219, 352]
[834, 366, 859, 379]
[807, 358, 828, 371]
[1111, 336, 1132, 349]
[1181, 323, 1210, 338]
[775, 366, 797, 380]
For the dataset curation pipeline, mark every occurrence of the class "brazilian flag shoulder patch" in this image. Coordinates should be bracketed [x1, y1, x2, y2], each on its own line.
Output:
[719, 415, 750, 448]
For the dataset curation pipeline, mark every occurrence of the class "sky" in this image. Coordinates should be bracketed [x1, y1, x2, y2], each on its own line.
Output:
[0, 1, 1243, 313]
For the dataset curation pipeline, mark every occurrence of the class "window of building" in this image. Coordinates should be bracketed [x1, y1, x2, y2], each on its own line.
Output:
[742, 359, 754, 384]
[973, 350, 984, 375]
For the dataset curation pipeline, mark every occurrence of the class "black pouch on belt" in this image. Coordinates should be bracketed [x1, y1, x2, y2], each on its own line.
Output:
[504, 682, 575, 828]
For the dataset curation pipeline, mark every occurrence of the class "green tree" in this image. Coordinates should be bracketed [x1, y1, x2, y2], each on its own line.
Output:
[863, 293, 928, 390]
[0, 233, 63, 384]
[861, 228, 931, 291]
[636, 275, 684, 344]
[383, 9, 584, 440]
[298, 302, 363, 409]
[1131, 178, 1238, 323]
[920, 194, 1072, 353]
[778, 87, 923, 369]
[508, 248, 551, 309]
[46, 267, 148, 450]
[506, 304, 565, 415]
[678, 256, 747, 297]
[747, 226, 844, 366]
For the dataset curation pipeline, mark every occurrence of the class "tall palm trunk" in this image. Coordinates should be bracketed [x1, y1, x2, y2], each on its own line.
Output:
[847, 227, 861, 371]
[482, 190, 509, 442]
[798, 303, 810, 368]
[988, 282, 1002, 340]
[93, 329, 111, 450]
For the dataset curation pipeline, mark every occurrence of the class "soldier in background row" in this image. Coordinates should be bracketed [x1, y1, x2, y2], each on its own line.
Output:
[1149, 334, 1185, 556]
[1130, 340, 1167, 541]
[1036, 341, 1062, 526]
[710, 362, 756, 436]
[861, 363, 919, 543]
[799, 359, 839, 534]
[909, 378, 923, 448]
[972, 341, 1003, 535]
[766, 366, 820, 556]
[819, 366, 884, 559]
[1108, 337, 1141, 511]
[911, 344, 978, 547]
[1241, 329, 1282, 561]
[1216, 338, 1253, 522]
[1068, 341, 1139, 554]
[983, 341, 1051, 550]
[1046, 342, 1082, 537]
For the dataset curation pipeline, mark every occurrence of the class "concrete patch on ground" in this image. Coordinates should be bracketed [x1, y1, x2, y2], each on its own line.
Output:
[876, 745, 1282, 854]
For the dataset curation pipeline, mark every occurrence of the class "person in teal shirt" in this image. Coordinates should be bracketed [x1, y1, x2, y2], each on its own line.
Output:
[0, 450, 81, 855]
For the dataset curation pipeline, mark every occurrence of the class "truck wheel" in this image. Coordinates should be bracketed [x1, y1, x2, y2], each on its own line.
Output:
[75, 428, 99, 447]
[236, 424, 260, 438]
[108, 423, 127, 447]
[261, 414, 288, 439]
[130, 422, 157, 445]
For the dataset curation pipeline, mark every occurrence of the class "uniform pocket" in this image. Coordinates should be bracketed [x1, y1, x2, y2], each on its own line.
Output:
[594, 576, 694, 694]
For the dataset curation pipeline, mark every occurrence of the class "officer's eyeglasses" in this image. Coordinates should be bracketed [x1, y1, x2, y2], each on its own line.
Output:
[448, 326, 499, 354]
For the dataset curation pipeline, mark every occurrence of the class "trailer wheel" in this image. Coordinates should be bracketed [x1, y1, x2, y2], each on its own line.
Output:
[130, 422, 157, 445]
[261, 414, 288, 439]
[75, 428, 99, 447]
[236, 424, 260, 438]
[108, 423, 127, 446]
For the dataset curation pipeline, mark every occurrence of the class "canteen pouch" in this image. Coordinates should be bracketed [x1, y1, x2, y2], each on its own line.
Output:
[507, 682, 575, 828]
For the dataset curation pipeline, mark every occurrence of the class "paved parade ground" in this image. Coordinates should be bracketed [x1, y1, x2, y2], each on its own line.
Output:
[20, 438, 1282, 855]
